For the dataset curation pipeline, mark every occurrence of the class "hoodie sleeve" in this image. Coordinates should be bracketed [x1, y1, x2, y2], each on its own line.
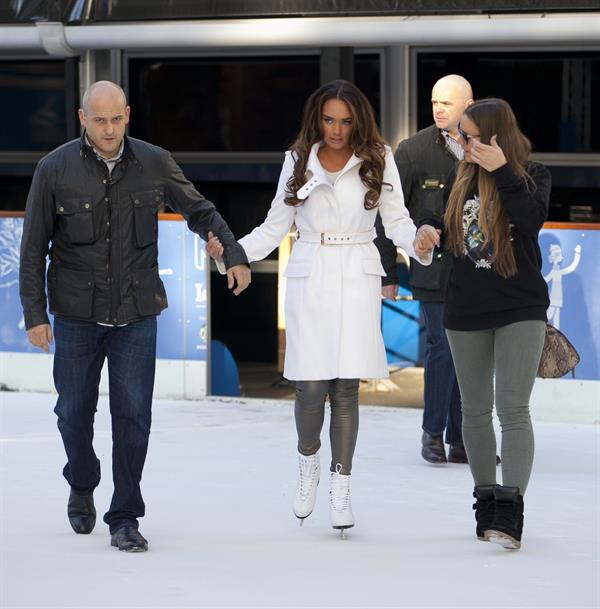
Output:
[493, 161, 551, 235]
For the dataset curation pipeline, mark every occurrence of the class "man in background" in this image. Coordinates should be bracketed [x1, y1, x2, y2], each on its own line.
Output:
[376, 75, 473, 464]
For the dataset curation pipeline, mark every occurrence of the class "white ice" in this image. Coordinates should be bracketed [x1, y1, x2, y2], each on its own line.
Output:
[0, 391, 598, 609]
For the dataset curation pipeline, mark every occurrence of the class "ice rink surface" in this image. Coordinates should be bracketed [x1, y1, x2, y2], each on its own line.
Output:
[0, 391, 598, 609]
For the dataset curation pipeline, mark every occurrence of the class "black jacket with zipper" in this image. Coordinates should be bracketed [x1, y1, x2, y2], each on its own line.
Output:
[19, 133, 248, 330]
[375, 124, 457, 301]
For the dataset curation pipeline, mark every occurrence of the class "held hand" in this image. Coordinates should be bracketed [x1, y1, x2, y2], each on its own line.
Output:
[227, 264, 251, 296]
[469, 135, 507, 172]
[206, 231, 224, 260]
[381, 284, 398, 301]
[27, 323, 53, 353]
[413, 225, 440, 256]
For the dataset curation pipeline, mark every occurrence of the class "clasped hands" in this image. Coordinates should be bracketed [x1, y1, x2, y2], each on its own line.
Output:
[206, 232, 251, 296]
[413, 225, 441, 257]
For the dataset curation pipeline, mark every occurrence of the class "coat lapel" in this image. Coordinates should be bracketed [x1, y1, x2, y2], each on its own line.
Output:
[297, 143, 362, 200]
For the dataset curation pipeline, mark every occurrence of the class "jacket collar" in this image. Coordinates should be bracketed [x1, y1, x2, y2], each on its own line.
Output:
[79, 131, 140, 167]
[297, 142, 362, 200]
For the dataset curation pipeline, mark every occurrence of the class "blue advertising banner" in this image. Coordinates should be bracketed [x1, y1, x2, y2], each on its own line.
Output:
[0, 216, 208, 361]
[539, 227, 599, 380]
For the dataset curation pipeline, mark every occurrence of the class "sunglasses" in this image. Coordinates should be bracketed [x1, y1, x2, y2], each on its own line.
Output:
[458, 126, 479, 144]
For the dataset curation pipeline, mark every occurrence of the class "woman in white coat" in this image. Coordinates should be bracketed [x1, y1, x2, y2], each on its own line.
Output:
[208, 80, 437, 533]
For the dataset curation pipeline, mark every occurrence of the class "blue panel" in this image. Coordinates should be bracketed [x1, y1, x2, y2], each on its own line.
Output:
[381, 286, 421, 367]
[539, 228, 600, 380]
[182, 229, 209, 361]
[210, 339, 240, 397]
[0, 216, 208, 361]
[0, 218, 36, 353]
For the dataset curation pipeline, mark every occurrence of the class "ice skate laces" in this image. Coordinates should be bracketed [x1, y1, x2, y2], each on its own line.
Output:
[330, 463, 351, 512]
[298, 453, 319, 500]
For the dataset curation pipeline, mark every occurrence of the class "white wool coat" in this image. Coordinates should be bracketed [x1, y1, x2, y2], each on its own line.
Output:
[238, 143, 430, 381]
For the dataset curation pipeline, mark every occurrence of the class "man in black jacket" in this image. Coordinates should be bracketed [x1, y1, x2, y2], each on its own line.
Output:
[375, 75, 473, 465]
[19, 81, 250, 552]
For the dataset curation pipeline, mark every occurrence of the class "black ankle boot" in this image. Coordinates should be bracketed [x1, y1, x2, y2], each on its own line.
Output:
[472, 485, 497, 540]
[485, 485, 524, 550]
[68, 489, 96, 534]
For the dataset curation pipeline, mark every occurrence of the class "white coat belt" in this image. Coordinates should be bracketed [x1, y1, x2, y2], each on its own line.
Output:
[295, 228, 376, 245]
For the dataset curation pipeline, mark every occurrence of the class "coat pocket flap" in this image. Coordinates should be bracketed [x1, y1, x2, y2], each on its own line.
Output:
[283, 259, 313, 278]
[57, 266, 95, 289]
[131, 189, 162, 208]
[132, 265, 160, 288]
[56, 197, 92, 215]
[362, 257, 386, 277]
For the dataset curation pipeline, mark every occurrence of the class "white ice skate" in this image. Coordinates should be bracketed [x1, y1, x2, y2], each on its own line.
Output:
[329, 464, 354, 537]
[293, 451, 320, 524]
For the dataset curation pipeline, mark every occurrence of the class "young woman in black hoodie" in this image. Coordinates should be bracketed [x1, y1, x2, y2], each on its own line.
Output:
[421, 98, 551, 550]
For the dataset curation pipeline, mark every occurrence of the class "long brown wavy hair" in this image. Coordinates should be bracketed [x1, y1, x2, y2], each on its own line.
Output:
[285, 80, 388, 209]
[445, 98, 532, 278]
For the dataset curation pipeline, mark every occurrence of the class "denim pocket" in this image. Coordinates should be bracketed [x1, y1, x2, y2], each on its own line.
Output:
[131, 190, 160, 248]
[131, 265, 168, 315]
[49, 265, 95, 318]
[56, 198, 94, 244]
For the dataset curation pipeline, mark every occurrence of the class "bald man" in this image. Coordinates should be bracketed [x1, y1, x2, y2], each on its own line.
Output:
[19, 81, 250, 552]
[375, 75, 474, 465]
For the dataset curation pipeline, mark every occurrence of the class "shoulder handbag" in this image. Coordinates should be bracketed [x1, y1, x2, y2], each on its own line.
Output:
[537, 323, 580, 379]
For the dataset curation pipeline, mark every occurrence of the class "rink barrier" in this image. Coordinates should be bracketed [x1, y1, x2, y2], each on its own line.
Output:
[0, 212, 209, 399]
[0, 214, 599, 421]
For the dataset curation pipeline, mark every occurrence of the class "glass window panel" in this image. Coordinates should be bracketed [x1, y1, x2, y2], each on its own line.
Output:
[129, 53, 380, 152]
[128, 56, 320, 151]
[417, 51, 600, 153]
[0, 61, 67, 151]
[355, 53, 381, 126]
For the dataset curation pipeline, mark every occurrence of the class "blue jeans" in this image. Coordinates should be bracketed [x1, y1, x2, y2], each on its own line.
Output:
[421, 302, 462, 445]
[53, 316, 157, 533]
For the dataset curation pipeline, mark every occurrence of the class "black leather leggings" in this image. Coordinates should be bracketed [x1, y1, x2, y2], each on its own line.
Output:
[295, 378, 360, 475]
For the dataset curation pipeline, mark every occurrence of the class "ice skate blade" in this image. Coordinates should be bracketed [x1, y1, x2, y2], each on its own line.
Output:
[333, 523, 354, 539]
[294, 513, 312, 526]
[336, 528, 353, 539]
[485, 530, 521, 550]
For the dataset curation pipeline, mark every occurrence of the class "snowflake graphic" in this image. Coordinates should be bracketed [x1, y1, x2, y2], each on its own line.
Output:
[0, 218, 23, 288]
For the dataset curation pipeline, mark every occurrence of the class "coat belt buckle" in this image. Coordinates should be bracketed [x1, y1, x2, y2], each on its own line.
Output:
[320, 232, 325, 245]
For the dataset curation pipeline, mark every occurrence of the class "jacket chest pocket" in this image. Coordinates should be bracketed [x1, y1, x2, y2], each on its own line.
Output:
[131, 190, 162, 248]
[56, 198, 94, 244]
[416, 177, 446, 222]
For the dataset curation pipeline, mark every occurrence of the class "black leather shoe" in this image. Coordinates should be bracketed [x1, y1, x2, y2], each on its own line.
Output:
[110, 525, 148, 552]
[448, 444, 468, 463]
[68, 489, 96, 534]
[421, 432, 446, 464]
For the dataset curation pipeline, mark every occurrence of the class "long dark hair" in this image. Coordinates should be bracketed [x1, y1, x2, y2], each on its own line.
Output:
[285, 80, 388, 209]
[445, 98, 532, 278]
